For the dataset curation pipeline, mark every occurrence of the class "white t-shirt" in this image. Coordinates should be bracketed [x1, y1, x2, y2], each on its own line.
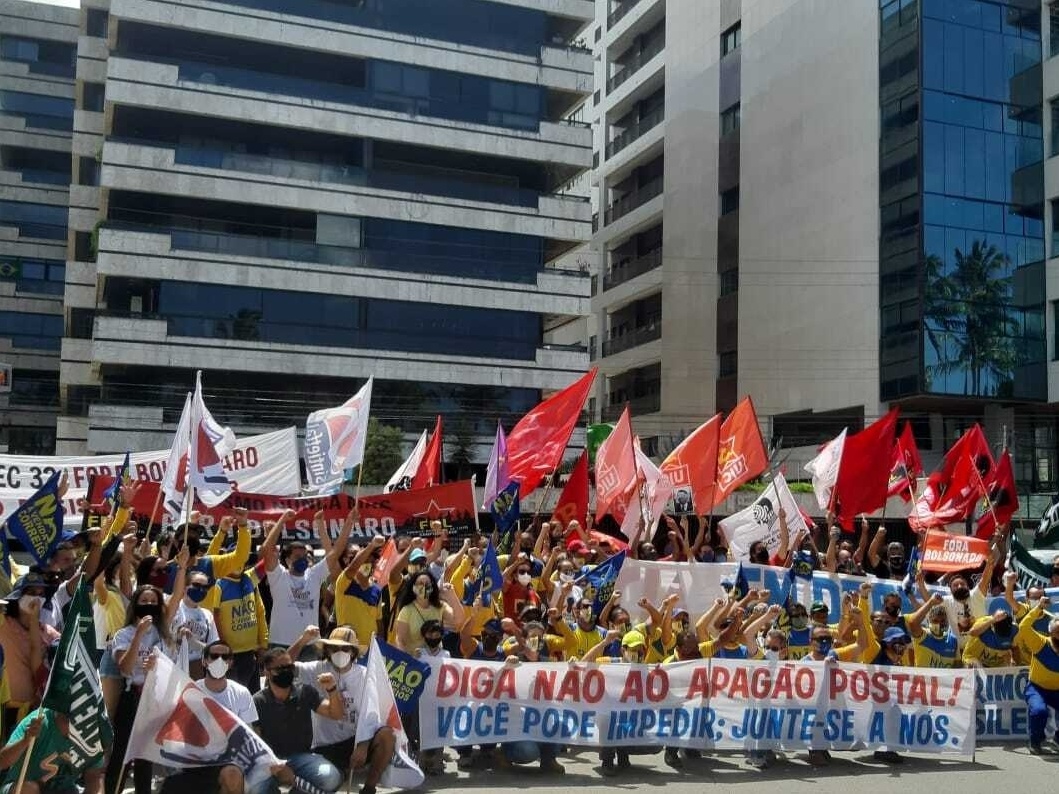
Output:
[194, 678, 258, 725]
[944, 589, 987, 649]
[416, 646, 451, 671]
[173, 601, 220, 661]
[111, 625, 170, 686]
[295, 659, 366, 748]
[267, 561, 330, 646]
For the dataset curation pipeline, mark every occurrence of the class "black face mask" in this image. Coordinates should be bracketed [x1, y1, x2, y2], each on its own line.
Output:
[424, 635, 443, 649]
[134, 603, 161, 623]
[952, 587, 970, 601]
[753, 551, 769, 564]
[270, 666, 295, 688]
[994, 618, 1013, 636]
[482, 635, 500, 651]
[884, 604, 900, 617]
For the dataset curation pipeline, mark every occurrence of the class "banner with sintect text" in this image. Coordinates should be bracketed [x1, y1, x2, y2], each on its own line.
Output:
[419, 658, 975, 756]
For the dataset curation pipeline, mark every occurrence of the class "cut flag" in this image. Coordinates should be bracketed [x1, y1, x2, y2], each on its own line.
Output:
[304, 378, 373, 495]
[462, 540, 503, 606]
[5, 469, 65, 566]
[973, 449, 1018, 538]
[719, 473, 808, 562]
[356, 637, 425, 791]
[574, 549, 626, 613]
[711, 397, 769, 509]
[552, 450, 589, 529]
[635, 440, 674, 530]
[506, 369, 596, 497]
[909, 424, 994, 531]
[586, 423, 615, 463]
[161, 392, 192, 518]
[410, 415, 443, 490]
[888, 422, 923, 501]
[833, 408, 899, 528]
[480, 421, 509, 509]
[385, 429, 427, 493]
[188, 371, 237, 507]
[660, 414, 721, 515]
[593, 406, 639, 521]
[804, 429, 846, 511]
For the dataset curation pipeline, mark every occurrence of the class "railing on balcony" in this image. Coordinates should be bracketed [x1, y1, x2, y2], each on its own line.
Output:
[608, 0, 646, 28]
[602, 248, 662, 291]
[606, 107, 664, 159]
[602, 392, 660, 421]
[607, 35, 665, 93]
[601, 320, 662, 357]
[604, 176, 663, 225]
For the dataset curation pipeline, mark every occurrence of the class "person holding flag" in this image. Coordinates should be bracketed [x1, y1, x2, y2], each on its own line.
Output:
[0, 707, 105, 794]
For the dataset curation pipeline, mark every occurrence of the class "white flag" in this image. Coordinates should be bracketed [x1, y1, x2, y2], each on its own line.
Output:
[356, 637, 425, 791]
[304, 378, 373, 495]
[124, 653, 278, 789]
[385, 430, 427, 493]
[719, 474, 809, 562]
[161, 392, 191, 518]
[188, 372, 237, 507]
[634, 443, 674, 532]
[803, 428, 847, 510]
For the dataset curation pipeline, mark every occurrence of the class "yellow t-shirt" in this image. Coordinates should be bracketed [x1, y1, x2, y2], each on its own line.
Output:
[333, 571, 382, 646]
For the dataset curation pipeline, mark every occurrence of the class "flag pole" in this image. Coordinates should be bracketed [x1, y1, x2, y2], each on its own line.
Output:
[969, 450, 1001, 537]
[354, 462, 365, 503]
[13, 734, 37, 794]
[533, 471, 557, 533]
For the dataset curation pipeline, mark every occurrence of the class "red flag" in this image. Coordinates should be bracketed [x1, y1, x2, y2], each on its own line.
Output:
[834, 408, 900, 528]
[594, 407, 639, 521]
[909, 424, 994, 531]
[660, 414, 721, 514]
[711, 397, 768, 509]
[506, 369, 597, 497]
[410, 415, 443, 490]
[887, 422, 922, 501]
[974, 449, 1018, 538]
[552, 450, 588, 529]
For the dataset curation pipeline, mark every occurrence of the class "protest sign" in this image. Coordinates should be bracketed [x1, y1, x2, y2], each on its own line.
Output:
[974, 666, 1055, 741]
[921, 531, 989, 573]
[418, 658, 974, 756]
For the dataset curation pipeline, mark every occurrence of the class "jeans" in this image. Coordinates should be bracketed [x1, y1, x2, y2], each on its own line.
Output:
[504, 742, 557, 765]
[248, 752, 343, 794]
[1025, 682, 1059, 744]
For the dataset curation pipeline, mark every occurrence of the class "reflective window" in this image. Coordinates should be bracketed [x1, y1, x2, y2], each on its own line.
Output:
[0, 90, 74, 131]
[720, 103, 741, 136]
[721, 23, 741, 57]
[0, 257, 66, 295]
[0, 36, 75, 77]
[0, 200, 68, 240]
[0, 312, 63, 350]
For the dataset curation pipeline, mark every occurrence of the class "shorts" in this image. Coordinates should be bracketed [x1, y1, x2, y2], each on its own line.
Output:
[158, 766, 230, 794]
[99, 647, 121, 679]
[314, 737, 356, 773]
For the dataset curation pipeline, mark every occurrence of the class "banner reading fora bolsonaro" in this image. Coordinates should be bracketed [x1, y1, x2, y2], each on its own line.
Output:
[419, 658, 975, 756]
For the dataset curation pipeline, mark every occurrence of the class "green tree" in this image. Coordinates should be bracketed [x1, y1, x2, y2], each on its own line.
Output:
[356, 418, 405, 485]
[447, 418, 475, 480]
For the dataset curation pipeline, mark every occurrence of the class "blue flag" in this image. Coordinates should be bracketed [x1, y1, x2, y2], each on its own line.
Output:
[375, 637, 431, 713]
[5, 470, 64, 566]
[901, 545, 921, 596]
[723, 562, 750, 600]
[463, 541, 503, 606]
[791, 550, 815, 581]
[102, 451, 130, 507]
[575, 549, 626, 613]
[490, 481, 520, 538]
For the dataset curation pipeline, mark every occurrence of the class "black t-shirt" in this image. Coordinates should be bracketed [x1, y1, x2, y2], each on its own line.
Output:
[252, 684, 321, 759]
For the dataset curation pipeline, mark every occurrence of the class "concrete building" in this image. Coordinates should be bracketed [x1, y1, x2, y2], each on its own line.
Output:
[54, 0, 595, 457]
[588, 0, 1054, 495]
[0, 0, 78, 454]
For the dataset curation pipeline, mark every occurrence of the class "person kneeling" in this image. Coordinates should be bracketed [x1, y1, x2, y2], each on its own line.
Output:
[0, 708, 105, 794]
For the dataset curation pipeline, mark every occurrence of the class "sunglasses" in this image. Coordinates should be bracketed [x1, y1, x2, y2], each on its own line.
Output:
[812, 636, 831, 643]
[207, 652, 233, 661]
[766, 645, 785, 652]
[517, 570, 531, 576]
[889, 643, 907, 652]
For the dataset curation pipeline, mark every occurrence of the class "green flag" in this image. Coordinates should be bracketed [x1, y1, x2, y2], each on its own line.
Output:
[1009, 533, 1053, 591]
[1034, 499, 1059, 549]
[40, 578, 113, 762]
[586, 423, 615, 463]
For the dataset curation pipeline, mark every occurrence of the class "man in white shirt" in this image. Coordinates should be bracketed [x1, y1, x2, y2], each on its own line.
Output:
[261, 518, 330, 658]
[292, 627, 395, 794]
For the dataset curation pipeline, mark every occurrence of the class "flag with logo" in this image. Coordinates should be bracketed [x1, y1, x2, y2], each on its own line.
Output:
[574, 549, 626, 614]
[356, 637, 425, 790]
[723, 562, 750, 601]
[594, 407, 639, 521]
[711, 397, 769, 509]
[375, 638, 431, 714]
[1010, 533, 1053, 590]
[506, 369, 597, 497]
[41, 578, 112, 762]
[586, 423, 615, 464]
[888, 422, 922, 501]
[635, 441, 674, 530]
[490, 480, 520, 539]
[410, 415, 443, 490]
[481, 421, 509, 509]
[385, 430, 427, 493]
[909, 424, 994, 530]
[974, 449, 1018, 538]
[552, 450, 588, 529]
[161, 392, 193, 518]
[4, 469, 64, 565]
[901, 545, 922, 596]
[660, 414, 721, 515]
[189, 371, 237, 507]
[462, 540, 503, 606]
[833, 408, 900, 528]
[124, 652, 279, 788]
[304, 378, 373, 495]
[102, 451, 130, 509]
[718, 473, 808, 561]
[804, 429, 847, 511]
[1035, 497, 1059, 549]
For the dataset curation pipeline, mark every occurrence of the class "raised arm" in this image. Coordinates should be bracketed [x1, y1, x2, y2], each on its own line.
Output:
[740, 604, 781, 646]
[260, 510, 294, 573]
[695, 597, 728, 642]
[207, 508, 252, 579]
[325, 508, 358, 580]
[907, 592, 942, 639]
[581, 629, 621, 662]
[824, 523, 841, 573]
[774, 507, 791, 565]
[867, 525, 887, 569]
[165, 546, 190, 627]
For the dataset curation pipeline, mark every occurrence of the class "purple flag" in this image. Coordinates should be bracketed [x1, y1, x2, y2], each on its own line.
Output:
[481, 421, 509, 509]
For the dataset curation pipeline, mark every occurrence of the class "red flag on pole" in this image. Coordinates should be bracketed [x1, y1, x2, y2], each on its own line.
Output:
[594, 406, 639, 521]
[887, 421, 923, 501]
[710, 397, 768, 509]
[410, 415, 443, 490]
[552, 450, 588, 529]
[834, 408, 900, 528]
[909, 424, 994, 531]
[974, 449, 1018, 538]
[660, 414, 721, 515]
[506, 369, 597, 497]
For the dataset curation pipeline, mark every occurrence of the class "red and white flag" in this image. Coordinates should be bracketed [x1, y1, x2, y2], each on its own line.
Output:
[594, 406, 639, 521]
[304, 378, 373, 495]
[635, 441, 674, 530]
[888, 422, 923, 501]
[124, 653, 278, 789]
[161, 392, 192, 518]
[356, 637, 425, 790]
[188, 372, 237, 507]
[385, 430, 427, 493]
[410, 415, 443, 490]
[804, 429, 846, 511]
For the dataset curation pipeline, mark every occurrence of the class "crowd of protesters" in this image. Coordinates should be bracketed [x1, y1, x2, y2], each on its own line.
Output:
[0, 481, 1058, 794]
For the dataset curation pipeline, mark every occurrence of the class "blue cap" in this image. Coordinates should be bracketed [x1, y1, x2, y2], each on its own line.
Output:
[483, 619, 503, 634]
[409, 549, 427, 562]
[883, 627, 909, 645]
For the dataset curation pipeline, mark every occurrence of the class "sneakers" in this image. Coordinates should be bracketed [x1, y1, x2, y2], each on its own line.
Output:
[664, 748, 683, 769]
[616, 751, 632, 770]
[1029, 741, 1045, 755]
[599, 759, 618, 777]
[539, 758, 565, 775]
[456, 754, 476, 771]
[745, 753, 767, 769]
[872, 750, 904, 764]
[808, 750, 829, 766]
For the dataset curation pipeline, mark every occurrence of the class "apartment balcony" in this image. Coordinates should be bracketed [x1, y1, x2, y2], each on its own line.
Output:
[604, 176, 663, 225]
[606, 35, 665, 94]
[602, 248, 662, 292]
[606, 107, 664, 160]
[601, 319, 661, 357]
[602, 392, 660, 421]
[608, 0, 645, 28]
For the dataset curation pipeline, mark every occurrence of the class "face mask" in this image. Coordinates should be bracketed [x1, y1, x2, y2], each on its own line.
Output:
[621, 649, 640, 664]
[18, 596, 44, 613]
[952, 587, 970, 601]
[270, 667, 295, 688]
[994, 618, 1013, 636]
[517, 573, 532, 586]
[559, 572, 574, 584]
[134, 603, 161, 622]
[884, 604, 900, 618]
[888, 557, 904, 570]
[149, 571, 169, 590]
[186, 586, 208, 604]
[814, 638, 833, 654]
[206, 657, 229, 679]
[482, 635, 500, 651]
[929, 622, 947, 638]
[790, 615, 808, 630]
[526, 635, 541, 652]
[578, 608, 594, 622]
[330, 651, 352, 669]
[359, 564, 373, 578]
[291, 558, 310, 576]
[424, 635, 442, 649]
[763, 649, 780, 661]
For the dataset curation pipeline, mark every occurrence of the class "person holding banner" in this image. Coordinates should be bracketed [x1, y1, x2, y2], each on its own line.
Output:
[0, 708, 105, 794]
[1016, 596, 1059, 754]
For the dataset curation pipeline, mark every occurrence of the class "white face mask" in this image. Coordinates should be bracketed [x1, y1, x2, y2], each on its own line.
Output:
[622, 649, 641, 664]
[526, 635, 541, 652]
[18, 596, 44, 613]
[359, 564, 373, 578]
[763, 649, 780, 661]
[206, 657, 229, 679]
[559, 572, 574, 583]
[330, 651, 352, 670]
[517, 573, 532, 586]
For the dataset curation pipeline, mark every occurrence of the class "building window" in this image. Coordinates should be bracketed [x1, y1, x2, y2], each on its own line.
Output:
[83, 83, 104, 113]
[720, 186, 740, 216]
[719, 268, 739, 297]
[720, 103, 740, 136]
[78, 157, 99, 187]
[718, 351, 737, 378]
[721, 23, 741, 57]
[86, 9, 108, 38]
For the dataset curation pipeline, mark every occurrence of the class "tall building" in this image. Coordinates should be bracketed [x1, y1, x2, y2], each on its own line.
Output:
[589, 0, 1053, 494]
[0, 0, 78, 454]
[56, 0, 595, 457]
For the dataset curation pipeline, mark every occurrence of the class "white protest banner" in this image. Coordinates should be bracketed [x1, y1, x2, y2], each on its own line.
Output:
[418, 658, 974, 756]
[974, 666, 1055, 741]
[719, 474, 808, 561]
[0, 427, 301, 524]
